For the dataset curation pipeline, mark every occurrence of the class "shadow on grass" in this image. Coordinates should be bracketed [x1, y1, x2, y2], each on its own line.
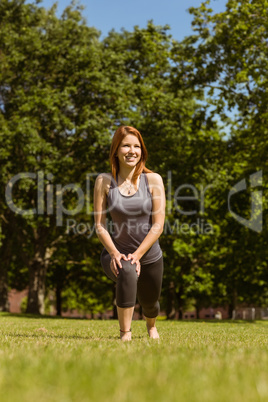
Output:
[166, 319, 260, 324]
[0, 312, 94, 320]
[3, 332, 122, 341]
[0, 313, 263, 325]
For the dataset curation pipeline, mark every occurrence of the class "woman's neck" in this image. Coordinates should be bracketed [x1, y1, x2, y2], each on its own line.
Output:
[118, 166, 136, 182]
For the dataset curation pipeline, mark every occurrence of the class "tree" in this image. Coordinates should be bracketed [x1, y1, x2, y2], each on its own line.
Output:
[177, 0, 268, 314]
[2, 0, 266, 318]
[0, 0, 113, 313]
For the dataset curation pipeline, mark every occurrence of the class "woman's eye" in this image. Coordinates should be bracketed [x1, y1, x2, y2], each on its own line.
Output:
[121, 144, 140, 148]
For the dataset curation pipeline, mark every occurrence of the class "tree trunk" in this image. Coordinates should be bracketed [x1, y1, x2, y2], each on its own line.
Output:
[0, 262, 9, 312]
[56, 284, 62, 316]
[26, 230, 55, 314]
[26, 259, 47, 314]
[176, 285, 184, 320]
[166, 281, 176, 319]
[0, 214, 14, 312]
[228, 288, 237, 319]
[178, 308, 183, 320]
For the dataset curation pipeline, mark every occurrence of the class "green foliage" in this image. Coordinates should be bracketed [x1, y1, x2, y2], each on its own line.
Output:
[20, 296, 28, 313]
[0, 0, 267, 316]
[169, 0, 268, 313]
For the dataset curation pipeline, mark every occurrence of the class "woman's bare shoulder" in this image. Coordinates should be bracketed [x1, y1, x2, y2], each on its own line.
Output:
[96, 172, 113, 183]
[95, 173, 113, 195]
[145, 172, 163, 185]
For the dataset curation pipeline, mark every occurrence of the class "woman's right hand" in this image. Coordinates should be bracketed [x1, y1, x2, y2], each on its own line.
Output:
[110, 251, 128, 276]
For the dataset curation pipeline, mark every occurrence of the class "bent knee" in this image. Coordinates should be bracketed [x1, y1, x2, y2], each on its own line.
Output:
[141, 301, 160, 318]
[120, 259, 137, 271]
[118, 260, 138, 281]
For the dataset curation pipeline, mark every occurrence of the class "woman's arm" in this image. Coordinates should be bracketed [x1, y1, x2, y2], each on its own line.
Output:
[128, 172, 166, 264]
[94, 173, 129, 275]
[94, 174, 116, 255]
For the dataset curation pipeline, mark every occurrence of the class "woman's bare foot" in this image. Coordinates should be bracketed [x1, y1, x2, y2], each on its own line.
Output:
[120, 329, 132, 341]
[146, 324, 159, 339]
[145, 316, 160, 339]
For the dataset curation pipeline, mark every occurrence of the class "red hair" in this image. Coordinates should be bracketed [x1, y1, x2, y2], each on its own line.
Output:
[109, 126, 153, 185]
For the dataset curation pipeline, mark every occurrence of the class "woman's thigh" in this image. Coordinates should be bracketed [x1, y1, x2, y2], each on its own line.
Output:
[100, 248, 117, 282]
[137, 256, 164, 301]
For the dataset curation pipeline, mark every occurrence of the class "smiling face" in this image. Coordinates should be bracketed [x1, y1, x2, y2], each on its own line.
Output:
[117, 134, 142, 168]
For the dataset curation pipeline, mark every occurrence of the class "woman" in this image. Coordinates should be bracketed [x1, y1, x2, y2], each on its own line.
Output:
[94, 125, 165, 341]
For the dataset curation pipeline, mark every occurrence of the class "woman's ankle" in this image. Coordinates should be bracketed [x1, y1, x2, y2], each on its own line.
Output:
[144, 316, 159, 339]
[120, 328, 132, 341]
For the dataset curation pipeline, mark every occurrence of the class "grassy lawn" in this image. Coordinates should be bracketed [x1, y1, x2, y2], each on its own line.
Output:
[0, 313, 267, 402]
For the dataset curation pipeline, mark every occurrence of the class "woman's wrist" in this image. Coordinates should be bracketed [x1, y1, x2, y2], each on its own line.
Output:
[133, 250, 142, 260]
[109, 249, 119, 258]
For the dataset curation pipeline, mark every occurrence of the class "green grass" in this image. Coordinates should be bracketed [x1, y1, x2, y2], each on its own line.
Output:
[0, 314, 267, 402]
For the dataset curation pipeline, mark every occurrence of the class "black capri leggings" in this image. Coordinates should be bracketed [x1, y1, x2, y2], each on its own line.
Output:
[100, 249, 164, 318]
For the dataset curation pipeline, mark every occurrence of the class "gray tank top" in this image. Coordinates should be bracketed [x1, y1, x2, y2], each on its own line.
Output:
[104, 172, 162, 264]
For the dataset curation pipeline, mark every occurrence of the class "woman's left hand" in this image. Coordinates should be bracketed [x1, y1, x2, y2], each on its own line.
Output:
[127, 253, 141, 277]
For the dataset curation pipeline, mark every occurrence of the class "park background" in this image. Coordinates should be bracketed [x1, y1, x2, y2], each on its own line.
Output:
[0, 0, 267, 319]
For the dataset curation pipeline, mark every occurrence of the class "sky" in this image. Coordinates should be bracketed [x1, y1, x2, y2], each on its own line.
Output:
[32, 0, 228, 41]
